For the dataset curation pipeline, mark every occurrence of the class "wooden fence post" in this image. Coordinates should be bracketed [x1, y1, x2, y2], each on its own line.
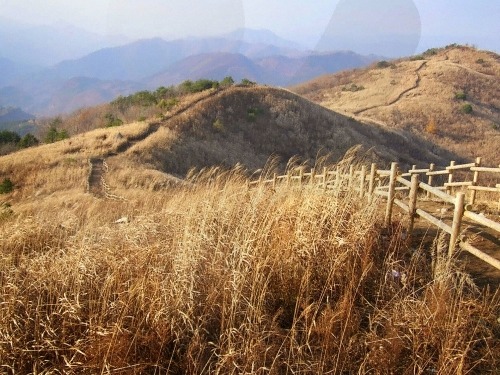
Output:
[335, 166, 341, 190]
[385, 162, 398, 227]
[298, 167, 304, 186]
[449, 192, 465, 257]
[348, 165, 354, 189]
[368, 163, 377, 203]
[469, 157, 481, 205]
[426, 163, 435, 199]
[310, 168, 315, 186]
[446, 161, 455, 195]
[359, 165, 367, 198]
[322, 167, 327, 189]
[272, 173, 277, 189]
[407, 174, 419, 240]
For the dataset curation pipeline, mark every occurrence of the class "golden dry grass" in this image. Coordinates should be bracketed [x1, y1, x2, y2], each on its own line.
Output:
[1, 167, 498, 374]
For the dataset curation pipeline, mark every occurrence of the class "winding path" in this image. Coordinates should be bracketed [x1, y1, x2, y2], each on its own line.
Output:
[354, 61, 427, 115]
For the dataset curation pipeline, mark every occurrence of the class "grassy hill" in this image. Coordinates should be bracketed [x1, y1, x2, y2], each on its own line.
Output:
[292, 45, 500, 165]
[1, 81, 499, 373]
[0, 85, 460, 204]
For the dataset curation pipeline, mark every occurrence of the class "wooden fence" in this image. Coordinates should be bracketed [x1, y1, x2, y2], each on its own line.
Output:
[87, 158, 126, 201]
[249, 158, 500, 271]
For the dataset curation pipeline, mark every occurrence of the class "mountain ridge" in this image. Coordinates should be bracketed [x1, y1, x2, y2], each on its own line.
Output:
[1, 36, 378, 116]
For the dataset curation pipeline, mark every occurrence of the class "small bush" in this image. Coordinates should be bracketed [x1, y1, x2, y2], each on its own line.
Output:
[112, 91, 157, 110]
[247, 107, 263, 122]
[0, 178, 14, 194]
[425, 118, 438, 135]
[475, 58, 485, 64]
[104, 113, 123, 128]
[240, 78, 256, 86]
[461, 104, 473, 114]
[423, 48, 439, 56]
[454, 91, 467, 100]
[213, 118, 225, 132]
[342, 83, 365, 92]
[158, 97, 179, 111]
[410, 54, 425, 61]
[376, 60, 391, 68]
[180, 79, 219, 94]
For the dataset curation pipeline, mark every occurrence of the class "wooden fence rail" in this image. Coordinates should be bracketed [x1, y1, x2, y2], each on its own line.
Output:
[249, 158, 500, 271]
[87, 158, 126, 201]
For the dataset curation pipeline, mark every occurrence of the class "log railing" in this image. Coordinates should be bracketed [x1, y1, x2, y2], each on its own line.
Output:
[87, 158, 126, 201]
[249, 158, 500, 271]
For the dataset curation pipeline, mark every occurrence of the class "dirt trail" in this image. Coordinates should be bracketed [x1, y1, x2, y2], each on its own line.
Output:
[116, 89, 224, 154]
[354, 61, 427, 115]
[400, 200, 500, 288]
[443, 61, 498, 79]
[88, 158, 105, 197]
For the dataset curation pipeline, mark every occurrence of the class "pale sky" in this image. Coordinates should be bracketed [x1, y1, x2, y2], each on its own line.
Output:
[0, 0, 498, 54]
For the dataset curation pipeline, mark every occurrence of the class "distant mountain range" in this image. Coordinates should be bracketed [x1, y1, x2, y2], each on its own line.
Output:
[0, 106, 36, 135]
[0, 16, 129, 67]
[0, 57, 40, 87]
[147, 51, 375, 88]
[0, 106, 34, 123]
[0, 24, 379, 116]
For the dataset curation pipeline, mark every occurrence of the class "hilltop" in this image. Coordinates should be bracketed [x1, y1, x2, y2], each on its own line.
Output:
[292, 45, 500, 165]
[0, 85, 458, 204]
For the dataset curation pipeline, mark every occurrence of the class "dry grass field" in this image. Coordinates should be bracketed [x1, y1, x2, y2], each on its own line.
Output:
[1, 167, 499, 373]
[293, 45, 500, 165]
[1, 54, 499, 373]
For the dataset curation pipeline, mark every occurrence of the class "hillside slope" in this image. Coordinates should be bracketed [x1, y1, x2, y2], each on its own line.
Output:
[120, 86, 456, 176]
[0, 86, 459, 204]
[292, 46, 500, 165]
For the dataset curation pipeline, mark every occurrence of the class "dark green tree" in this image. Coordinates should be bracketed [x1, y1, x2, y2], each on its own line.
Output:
[220, 76, 235, 87]
[44, 117, 68, 143]
[0, 130, 21, 144]
[18, 133, 39, 148]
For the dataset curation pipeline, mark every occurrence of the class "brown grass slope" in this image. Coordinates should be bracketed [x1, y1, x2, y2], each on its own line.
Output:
[1, 85, 460, 204]
[117, 86, 458, 176]
[292, 45, 500, 165]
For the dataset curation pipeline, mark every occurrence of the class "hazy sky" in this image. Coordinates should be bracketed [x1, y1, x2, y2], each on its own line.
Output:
[0, 0, 498, 54]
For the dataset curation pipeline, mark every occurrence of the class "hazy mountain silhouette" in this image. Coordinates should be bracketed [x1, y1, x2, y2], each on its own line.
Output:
[0, 30, 378, 115]
[0, 16, 128, 67]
